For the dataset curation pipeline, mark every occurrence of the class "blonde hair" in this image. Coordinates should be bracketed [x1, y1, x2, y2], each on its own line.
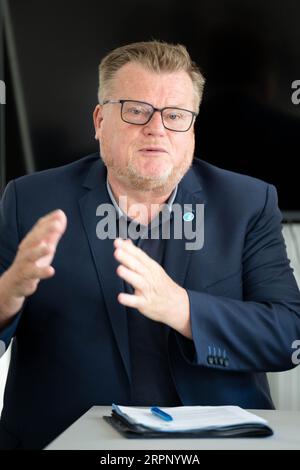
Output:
[98, 40, 205, 111]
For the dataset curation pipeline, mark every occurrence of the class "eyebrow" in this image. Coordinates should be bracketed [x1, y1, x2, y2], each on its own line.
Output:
[124, 99, 192, 109]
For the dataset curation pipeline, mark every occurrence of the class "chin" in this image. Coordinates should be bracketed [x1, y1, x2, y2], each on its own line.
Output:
[127, 169, 175, 192]
[137, 170, 172, 184]
[140, 169, 171, 181]
[136, 161, 172, 178]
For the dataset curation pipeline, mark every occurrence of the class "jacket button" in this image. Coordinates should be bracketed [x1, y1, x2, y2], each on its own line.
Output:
[207, 355, 214, 365]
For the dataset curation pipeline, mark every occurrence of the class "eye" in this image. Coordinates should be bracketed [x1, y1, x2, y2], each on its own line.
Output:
[166, 111, 183, 121]
[127, 106, 143, 115]
[125, 104, 151, 116]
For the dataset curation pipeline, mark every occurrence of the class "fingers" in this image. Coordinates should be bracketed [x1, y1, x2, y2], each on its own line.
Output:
[117, 292, 144, 309]
[19, 262, 55, 281]
[114, 238, 152, 266]
[114, 246, 145, 274]
[20, 210, 67, 251]
[25, 241, 54, 263]
[11, 264, 55, 298]
[9, 210, 67, 299]
[114, 238, 157, 309]
[116, 264, 145, 290]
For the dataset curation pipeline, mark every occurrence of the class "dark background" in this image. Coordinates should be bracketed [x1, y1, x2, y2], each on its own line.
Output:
[2, 0, 300, 214]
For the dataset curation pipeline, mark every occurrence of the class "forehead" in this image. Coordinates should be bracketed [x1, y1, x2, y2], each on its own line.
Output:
[110, 62, 195, 107]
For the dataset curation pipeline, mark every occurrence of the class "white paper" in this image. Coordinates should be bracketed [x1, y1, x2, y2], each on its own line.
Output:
[113, 404, 269, 433]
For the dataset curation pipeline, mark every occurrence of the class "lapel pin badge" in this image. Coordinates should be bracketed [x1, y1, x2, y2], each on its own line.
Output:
[183, 212, 194, 222]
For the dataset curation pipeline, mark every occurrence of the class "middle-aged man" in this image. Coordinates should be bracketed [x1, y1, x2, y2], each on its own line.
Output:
[0, 41, 300, 449]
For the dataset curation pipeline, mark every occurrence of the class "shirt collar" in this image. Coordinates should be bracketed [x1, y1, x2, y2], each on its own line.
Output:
[106, 176, 178, 228]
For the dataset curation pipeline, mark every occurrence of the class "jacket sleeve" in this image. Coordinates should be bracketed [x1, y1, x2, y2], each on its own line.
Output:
[175, 184, 300, 373]
[0, 180, 23, 356]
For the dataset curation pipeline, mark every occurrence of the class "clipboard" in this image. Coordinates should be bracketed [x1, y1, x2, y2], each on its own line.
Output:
[103, 411, 273, 439]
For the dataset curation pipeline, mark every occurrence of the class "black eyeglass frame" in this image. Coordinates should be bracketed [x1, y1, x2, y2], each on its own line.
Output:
[102, 99, 198, 132]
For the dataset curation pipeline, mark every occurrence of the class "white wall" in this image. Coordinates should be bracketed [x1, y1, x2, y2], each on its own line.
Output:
[0, 344, 10, 411]
[267, 223, 300, 410]
[0, 224, 300, 411]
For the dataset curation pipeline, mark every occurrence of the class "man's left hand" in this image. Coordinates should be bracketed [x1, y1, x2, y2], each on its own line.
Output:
[113, 238, 192, 339]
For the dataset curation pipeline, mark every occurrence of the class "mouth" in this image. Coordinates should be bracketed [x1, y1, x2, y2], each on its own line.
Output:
[139, 147, 168, 155]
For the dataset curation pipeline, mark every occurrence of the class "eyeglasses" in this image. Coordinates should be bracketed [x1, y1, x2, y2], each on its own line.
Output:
[102, 99, 198, 132]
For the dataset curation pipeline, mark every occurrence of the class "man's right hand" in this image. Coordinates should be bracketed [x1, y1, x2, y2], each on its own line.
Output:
[0, 209, 67, 326]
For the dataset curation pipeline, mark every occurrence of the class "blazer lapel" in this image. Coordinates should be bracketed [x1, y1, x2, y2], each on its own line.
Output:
[78, 158, 131, 384]
[163, 166, 205, 288]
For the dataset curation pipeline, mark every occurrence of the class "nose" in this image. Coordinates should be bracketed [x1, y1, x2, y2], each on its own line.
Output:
[142, 110, 166, 136]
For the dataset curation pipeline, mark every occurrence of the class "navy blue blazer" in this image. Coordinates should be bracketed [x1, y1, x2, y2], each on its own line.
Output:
[1, 153, 300, 449]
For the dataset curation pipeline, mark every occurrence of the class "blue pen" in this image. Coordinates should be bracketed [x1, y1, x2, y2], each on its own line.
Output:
[150, 406, 173, 422]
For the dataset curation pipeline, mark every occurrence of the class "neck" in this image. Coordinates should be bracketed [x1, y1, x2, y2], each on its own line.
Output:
[107, 173, 174, 225]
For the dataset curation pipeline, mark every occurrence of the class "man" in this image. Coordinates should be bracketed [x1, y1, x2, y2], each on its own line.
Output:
[0, 41, 300, 449]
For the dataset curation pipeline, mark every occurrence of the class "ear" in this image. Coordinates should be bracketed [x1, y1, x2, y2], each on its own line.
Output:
[93, 104, 103, 140]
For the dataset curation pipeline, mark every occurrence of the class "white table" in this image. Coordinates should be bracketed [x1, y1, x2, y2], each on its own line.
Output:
[46, 406, 300, 450]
